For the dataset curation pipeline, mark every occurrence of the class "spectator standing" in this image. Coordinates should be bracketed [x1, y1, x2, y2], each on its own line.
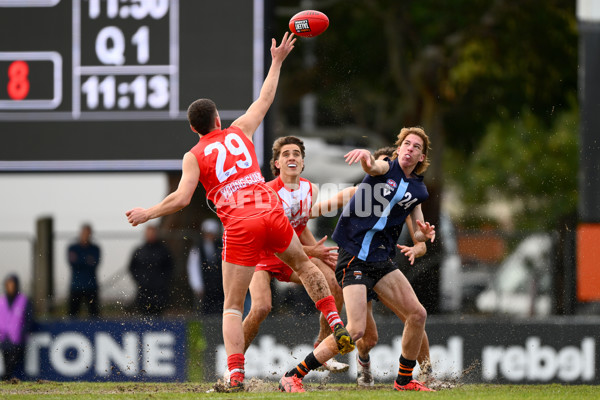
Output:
[129, 225, 174, 315]
[67, 224, 101, 317]
[187, 219, 224, 314]
[0, 274, 32, 380]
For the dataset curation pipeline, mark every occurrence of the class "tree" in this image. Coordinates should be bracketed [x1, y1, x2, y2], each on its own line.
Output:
[157, 0, 579, 312]
[277, 0, 577, 222]
[446, 105, 579, 231]
[275, 0, 578, 311]
[279, 0, 577, 166]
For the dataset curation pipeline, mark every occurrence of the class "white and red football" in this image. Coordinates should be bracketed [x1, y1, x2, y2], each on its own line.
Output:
[289, 10, 329, 38]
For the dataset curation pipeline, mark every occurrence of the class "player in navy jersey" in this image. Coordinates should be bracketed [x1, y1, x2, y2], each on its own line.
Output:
[279, 127, 436, 393]
[309, 146, 433, 387]
[355, 146, 432, 386]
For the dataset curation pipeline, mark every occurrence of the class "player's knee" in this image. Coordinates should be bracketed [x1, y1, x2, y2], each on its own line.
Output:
[407, 304, 427, 327]
[223, 294, 246, 311]
[251, 302, 272, 320]
[347, 325, 365, 342]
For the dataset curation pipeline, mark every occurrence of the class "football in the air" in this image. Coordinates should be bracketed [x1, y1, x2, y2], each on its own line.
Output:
[289, 10, 329, 38]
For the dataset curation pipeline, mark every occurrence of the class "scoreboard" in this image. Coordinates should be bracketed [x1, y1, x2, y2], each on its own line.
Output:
[0, 0, 265, 171]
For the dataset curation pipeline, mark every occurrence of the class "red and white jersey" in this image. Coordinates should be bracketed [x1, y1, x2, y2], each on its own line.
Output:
[258, 176, 313, 266]
[267, 176, 313, 236]
[189, 126, 278, 225]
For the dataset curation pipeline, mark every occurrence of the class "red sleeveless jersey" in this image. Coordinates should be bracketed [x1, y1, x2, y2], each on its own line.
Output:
[190, 126, 279, 225]
[267, 176, 313, 237]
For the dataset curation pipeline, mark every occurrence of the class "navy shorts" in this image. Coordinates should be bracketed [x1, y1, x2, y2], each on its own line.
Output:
[335, 248, 397, 297]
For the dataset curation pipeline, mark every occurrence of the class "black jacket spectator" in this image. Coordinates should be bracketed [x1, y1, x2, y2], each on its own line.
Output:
[129, 225, 174, 315]
[68, 224, 101, 317]
[187, 219, 224, 314]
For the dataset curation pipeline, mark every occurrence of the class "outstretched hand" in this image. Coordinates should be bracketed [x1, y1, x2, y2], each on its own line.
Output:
[344, 149, 372, 167]
[397, 244, 418, 265]
[271, 32, 296, 64]
[416, 219, 436, 243]
[306, 236, 339, 270]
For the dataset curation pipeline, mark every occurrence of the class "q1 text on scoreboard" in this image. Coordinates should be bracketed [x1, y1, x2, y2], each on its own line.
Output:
[0, 0, 266, 171]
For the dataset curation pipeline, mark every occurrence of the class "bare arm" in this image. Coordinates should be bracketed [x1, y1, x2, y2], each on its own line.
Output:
[301, 184, 339, 268]
[310, 186, 357, 218]
[231, 32, 296, 140]
[126, 152, 199, 226]
[344, 149, 390, 176]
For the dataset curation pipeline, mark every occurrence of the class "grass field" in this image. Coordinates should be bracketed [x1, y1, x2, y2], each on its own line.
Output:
[1, 381, 599, 400]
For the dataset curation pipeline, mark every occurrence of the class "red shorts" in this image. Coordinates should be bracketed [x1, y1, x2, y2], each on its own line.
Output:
[255, 262, 294, 282]
[222, 206, 294, 267]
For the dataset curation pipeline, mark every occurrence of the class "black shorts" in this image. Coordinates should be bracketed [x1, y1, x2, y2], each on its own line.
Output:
[335, 248, 397, 295]
[367, 289, 379, 302]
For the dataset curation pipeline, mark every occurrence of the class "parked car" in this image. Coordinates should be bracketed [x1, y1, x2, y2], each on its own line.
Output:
[475, 233, 554, 316]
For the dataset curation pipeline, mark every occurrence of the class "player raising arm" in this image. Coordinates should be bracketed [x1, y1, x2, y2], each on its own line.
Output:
[126, 32, 354, 392]
[355, 146, 432, 386]
[279, 127, 435, 393]
[310, 146, 433, 386]
[125, 32, 299, 225]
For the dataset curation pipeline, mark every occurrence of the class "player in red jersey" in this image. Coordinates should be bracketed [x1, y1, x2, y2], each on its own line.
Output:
[125, 32, 353, 391]
[242, 136, 349, 373]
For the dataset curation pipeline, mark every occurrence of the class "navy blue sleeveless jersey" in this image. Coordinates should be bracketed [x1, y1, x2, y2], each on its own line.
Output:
[332, 158, 429, 262]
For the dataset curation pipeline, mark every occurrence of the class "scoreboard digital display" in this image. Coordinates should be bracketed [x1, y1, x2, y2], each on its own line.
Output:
[0, 0, 265, 171]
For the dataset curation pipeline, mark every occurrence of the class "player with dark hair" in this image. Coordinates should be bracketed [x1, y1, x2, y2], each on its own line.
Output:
[187, 98, 220, 135]
[242, 136, 348, 373]
[279, 127, 435, 392]
[372, 146, 397, 161]
[126, 33, 353, 391]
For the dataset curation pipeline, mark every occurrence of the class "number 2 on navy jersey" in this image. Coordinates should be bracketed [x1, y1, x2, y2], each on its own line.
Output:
[204, 133, 253, 182]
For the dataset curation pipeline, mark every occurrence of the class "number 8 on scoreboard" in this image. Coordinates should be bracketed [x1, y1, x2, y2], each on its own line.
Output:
[0, 52, 62, 110]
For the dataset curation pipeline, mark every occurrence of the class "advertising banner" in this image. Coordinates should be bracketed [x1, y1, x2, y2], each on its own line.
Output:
[202, 315, 598, 384]
[0, 320, 186, 381]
